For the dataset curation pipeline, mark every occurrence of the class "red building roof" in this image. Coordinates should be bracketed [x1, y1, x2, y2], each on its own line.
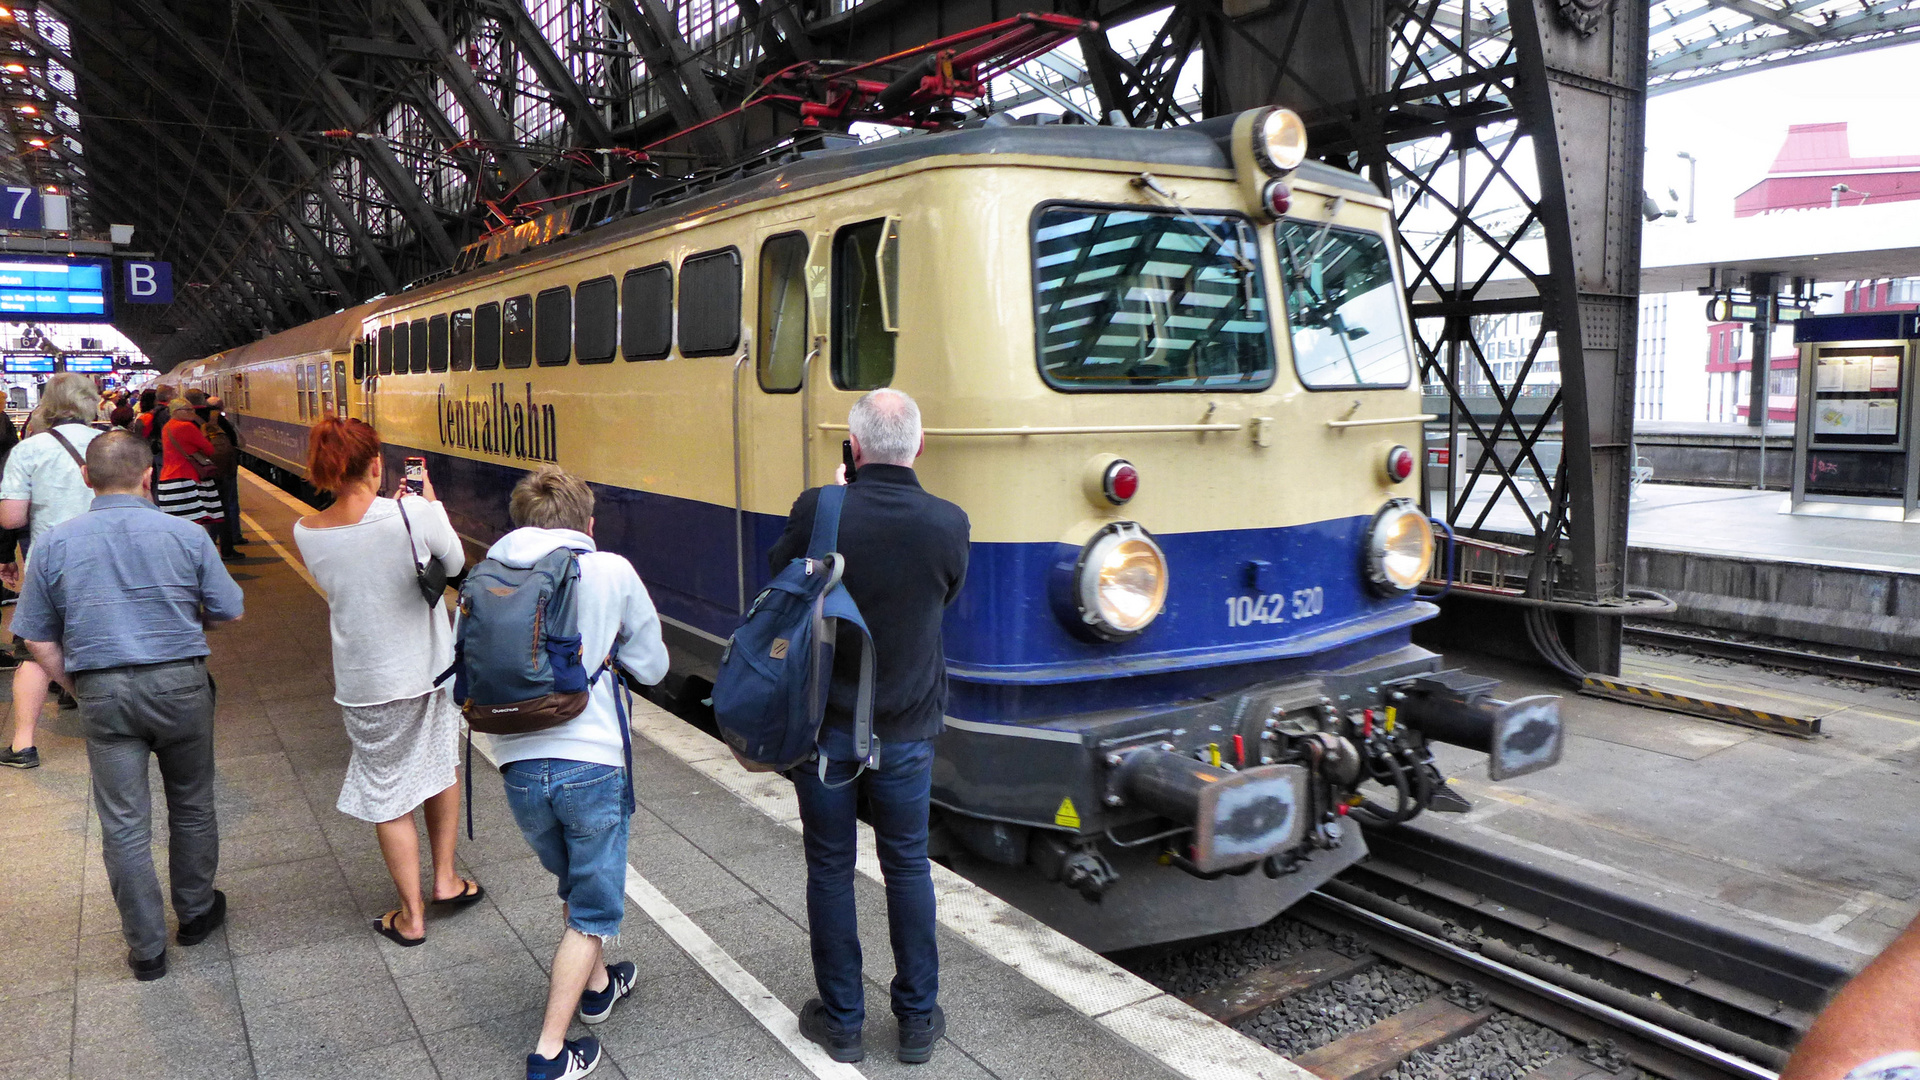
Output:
[1734, 123, 1920, 217]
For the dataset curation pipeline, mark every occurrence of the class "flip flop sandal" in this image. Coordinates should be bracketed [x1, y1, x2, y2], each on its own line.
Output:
[429, 880, 487, 908]
[374, 910, 425, 947]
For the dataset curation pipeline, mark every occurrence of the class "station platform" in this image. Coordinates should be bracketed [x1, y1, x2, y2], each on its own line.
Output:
[0, 471, 1293, 1080]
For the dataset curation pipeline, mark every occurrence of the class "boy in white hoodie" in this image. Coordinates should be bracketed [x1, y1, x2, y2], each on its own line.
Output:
[485, 466, 669, 1080]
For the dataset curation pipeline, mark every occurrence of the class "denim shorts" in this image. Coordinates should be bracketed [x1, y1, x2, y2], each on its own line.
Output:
[500, 758, 630, 940]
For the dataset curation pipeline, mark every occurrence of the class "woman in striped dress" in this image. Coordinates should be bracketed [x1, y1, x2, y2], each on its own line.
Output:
[156, 398, 237, 561]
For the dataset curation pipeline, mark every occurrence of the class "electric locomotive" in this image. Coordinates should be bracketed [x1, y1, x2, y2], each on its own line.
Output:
[183, 107, 1562, 951]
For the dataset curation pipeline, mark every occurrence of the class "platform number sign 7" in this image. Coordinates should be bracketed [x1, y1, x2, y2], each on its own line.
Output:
[1, 187, 39, 230]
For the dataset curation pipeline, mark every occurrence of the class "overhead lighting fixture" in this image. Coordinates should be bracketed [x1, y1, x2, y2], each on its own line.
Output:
[16, 104, 35, 115]
[3, 64, 25, 74]
[25, 137, 43, 147]
[42, 184, 54, 193]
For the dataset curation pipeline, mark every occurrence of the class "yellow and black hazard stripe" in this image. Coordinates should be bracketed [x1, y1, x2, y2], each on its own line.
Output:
[1579, 675, 1821, 739]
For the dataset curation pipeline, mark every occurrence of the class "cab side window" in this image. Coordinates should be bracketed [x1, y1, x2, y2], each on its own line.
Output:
[832, 218, 897, 390]
[377, 325, 394, 375]
[757, 233, 809, 392]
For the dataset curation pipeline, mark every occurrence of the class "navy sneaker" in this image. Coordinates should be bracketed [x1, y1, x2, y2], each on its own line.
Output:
[897, 1005, 946, 1064]
[526, 1036, 600, 1080]
[0, 745, 38, 769]
[799, 998, 863, 1063]
[577, 961, 636, 1025]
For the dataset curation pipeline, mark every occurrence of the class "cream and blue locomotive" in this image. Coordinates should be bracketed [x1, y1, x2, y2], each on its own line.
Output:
[184, 108, 1562, 951]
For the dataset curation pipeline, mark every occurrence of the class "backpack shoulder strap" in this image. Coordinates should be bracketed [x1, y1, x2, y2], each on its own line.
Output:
[46, 427, 86, 471]
[805, 484, 846, 560]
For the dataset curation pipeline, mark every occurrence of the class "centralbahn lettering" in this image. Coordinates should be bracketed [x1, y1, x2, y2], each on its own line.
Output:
[436, 382, 557, 462]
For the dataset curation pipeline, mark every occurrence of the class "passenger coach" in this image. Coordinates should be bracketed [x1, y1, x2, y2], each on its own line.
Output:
[186, 109, 1562, 950]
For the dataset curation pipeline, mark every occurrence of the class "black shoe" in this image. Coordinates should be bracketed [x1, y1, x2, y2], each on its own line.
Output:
[897, 1005, 945, 1064]
[0, 745, 37, 769]
[232, 537, 249, 545]
[53, 687, 76, 710]
[220, 549, 243, 563]
[177, 890, 226, 946]
[798, 998, 863, 1063]
[129, 950, 167, 981]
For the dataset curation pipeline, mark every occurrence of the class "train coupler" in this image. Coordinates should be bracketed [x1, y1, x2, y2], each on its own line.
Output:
[1386, 670, 1564, 781]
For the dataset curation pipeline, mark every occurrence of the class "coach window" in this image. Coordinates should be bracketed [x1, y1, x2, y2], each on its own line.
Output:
[306, 363, 320, 418]
[410, 319, 430, 374]
[474, 302, 502, 370]
[335, 361, 347, 412]
[377, 325, 394, 375]
[428, 313, 450, 372]
[535, 286, 572, 366]
[574, 276, 617, 364]
[391, 321, 410, 375]
[296, 365, 307, 420]
[678, 248, 741, 357]
[621, 264, 671, 361]
[757, 232, 808, 392]
[320, 360, 333, 415]
[352, 340, 367, 381]
[451, 309, 474, 371]
[502, 294, 533, 368]
[832, 218, 896, 390]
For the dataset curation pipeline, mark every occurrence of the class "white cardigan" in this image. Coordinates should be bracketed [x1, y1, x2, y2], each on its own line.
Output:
[293, 496, 464, 707]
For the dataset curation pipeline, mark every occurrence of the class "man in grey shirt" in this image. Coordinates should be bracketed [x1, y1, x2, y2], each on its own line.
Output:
[13, 431, 244, 981]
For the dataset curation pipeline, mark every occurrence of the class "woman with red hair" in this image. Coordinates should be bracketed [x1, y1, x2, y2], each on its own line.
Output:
[292, 417, 481, 947]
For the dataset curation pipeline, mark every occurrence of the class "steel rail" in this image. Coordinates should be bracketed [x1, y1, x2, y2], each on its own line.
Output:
[1296, 891, 1778, 1080]
[1625, 623, 1920, 690]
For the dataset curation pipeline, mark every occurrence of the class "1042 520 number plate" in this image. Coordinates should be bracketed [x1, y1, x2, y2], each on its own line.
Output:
[1226, 587, 1323, 627]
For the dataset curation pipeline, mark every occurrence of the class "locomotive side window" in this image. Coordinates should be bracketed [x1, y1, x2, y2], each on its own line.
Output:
[474, 302, 502, 370]
[678, 249, 741, 357]
[428, 314, 450, 373]
[502, 294, 533, 368]
[1274, 222, 1412, 390]
[410, 319, 429, 374]
[377, 325, 394, 375]
[757, 232, 809, 392]
[621, 264, 671, 361]
[450, 309, 474, 371]
[392, 321, 410, 375]
[574, 277, 617, 364]
[535, 286, 572, 366]
[832, 219, 895, 391]
[1031, 205, 1273, 391]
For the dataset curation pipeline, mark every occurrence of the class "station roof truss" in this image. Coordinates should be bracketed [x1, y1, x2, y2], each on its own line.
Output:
[14, 0, 1918, 366]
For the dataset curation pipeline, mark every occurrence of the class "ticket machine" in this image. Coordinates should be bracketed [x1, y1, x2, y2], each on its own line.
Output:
[1791, 312, 1920, 520]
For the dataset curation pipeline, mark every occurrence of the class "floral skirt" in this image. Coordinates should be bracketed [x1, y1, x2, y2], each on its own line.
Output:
[336, 689, 460, 823]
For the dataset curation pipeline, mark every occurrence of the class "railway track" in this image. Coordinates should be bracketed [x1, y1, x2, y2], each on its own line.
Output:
[1624, 623, 1920, 691]
[1128, 826, 1851, 1080]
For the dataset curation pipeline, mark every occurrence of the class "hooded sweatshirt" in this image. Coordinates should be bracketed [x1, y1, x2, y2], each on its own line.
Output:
[481, 526, 669, 770]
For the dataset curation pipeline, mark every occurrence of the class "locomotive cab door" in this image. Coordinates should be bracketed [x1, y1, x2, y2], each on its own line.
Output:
[738, 222, 824, 584]
[811, 215, 901, 478]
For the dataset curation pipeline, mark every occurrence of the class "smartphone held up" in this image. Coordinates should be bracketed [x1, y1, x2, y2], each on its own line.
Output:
[403, 456, 426, 497]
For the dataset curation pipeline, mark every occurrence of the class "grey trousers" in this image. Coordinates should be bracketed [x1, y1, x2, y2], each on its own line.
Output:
[75, 658, 220, 961]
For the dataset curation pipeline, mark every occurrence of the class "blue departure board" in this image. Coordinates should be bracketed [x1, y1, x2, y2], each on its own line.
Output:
[4, 355, 54, 373]
[0, 259, 110, 321]
[64, 356, 113, 373]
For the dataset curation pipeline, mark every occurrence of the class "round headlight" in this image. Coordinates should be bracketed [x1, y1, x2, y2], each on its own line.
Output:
[1255, 107, 1308, 175]
[1076, 522, 1168, 639]
[1364, 499, 1434, 594]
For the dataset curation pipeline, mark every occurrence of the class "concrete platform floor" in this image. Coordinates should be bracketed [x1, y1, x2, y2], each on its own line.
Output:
[0, 472, 1294, 1080]
[1457, 480, 1920, 573]
[1421, 643, 1920, 972]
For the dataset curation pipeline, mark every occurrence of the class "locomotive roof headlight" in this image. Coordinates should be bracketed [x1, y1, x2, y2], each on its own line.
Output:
[1075, 522, 1168, 640]
[1364, 499, 1433, 594]
[1253, 107, 1308, 175]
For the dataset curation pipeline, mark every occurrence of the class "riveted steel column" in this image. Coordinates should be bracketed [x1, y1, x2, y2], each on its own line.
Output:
[1508, 0, 1650, 674]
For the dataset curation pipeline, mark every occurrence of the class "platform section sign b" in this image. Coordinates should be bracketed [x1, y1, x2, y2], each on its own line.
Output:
[122, 260, 172, 304]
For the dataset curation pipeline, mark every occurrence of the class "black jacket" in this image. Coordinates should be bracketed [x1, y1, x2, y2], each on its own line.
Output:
[768, 464, 970, 744]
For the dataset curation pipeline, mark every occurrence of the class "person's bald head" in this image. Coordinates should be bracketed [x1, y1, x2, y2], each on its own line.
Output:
[847, 388, 922, 467]
[84, 430, 153, 496]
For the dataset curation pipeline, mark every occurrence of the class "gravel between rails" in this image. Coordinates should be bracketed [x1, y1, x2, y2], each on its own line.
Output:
[1382, 1013, 1574, 1080]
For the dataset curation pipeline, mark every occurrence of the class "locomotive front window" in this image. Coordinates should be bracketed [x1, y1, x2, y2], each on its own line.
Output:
[1031, 206, 1272, 391]
[1274, 221, 1412, 389]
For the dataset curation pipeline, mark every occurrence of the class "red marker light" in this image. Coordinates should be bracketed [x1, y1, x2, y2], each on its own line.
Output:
[1262, 179, 1292, 218]
[1103, 460, 1139, 505]
[1385, 444, 1414, 484]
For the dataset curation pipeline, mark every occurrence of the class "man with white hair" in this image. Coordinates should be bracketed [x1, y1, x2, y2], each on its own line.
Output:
[767, 387, 971, 1065]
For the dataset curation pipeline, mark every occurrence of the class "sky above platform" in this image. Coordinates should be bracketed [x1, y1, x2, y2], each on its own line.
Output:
[1645, 41, 1920, 224]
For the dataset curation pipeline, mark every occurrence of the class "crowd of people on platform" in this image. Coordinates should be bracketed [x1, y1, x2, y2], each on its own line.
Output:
[0, 381, 972, 1080]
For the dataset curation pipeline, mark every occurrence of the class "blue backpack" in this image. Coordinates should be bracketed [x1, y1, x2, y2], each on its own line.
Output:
[445, 543, 633, 835]
[713, 484, 876, 785]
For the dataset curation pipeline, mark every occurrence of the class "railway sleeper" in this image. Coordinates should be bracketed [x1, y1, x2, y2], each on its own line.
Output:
[1291, 994, 1496, 1080]
[1180, 946, 1378, 1025]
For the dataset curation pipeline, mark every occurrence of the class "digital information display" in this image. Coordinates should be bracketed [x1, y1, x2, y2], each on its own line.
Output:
[64, 356, 114, 373]
[4, 355, 55, 374]
[0, 259, 110, 321]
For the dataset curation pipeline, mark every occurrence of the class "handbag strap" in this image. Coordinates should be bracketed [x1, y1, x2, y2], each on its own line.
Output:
[46, 426, 86, 471]
[395, 497, 426, 572]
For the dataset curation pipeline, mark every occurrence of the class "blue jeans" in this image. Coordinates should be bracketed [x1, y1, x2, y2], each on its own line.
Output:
[501, 759, 630, 940]
[790, 726, 938, 1033]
